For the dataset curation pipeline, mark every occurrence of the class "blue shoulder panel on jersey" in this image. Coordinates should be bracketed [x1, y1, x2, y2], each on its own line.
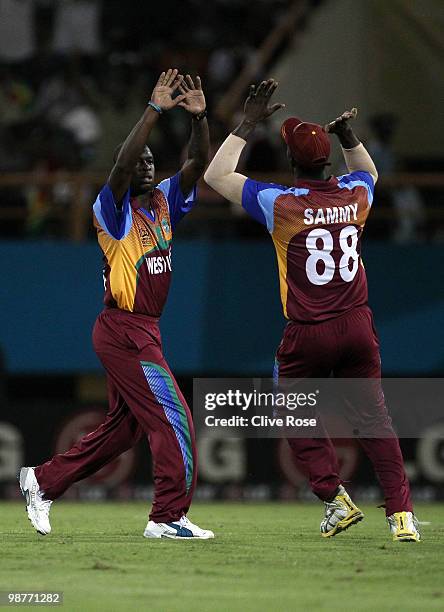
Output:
[242, 179, 308, 233]
[337, 171, 374, 206]
[286, 186, 310, 197]
[157, 172, 197, 230]
[92, 184, 132, 239]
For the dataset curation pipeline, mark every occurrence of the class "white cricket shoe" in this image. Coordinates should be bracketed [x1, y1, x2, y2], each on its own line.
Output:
[387, 511, 421, 542]
[320, 484, 364, 537]
[144, 515, 214, 539]
[19, 467, 52, 535]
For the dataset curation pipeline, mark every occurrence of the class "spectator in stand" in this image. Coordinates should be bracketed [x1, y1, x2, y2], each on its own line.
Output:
[32, 58, 101, 166]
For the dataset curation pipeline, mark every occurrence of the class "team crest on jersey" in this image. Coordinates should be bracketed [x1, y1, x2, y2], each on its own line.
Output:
[161, 218, 170, 234]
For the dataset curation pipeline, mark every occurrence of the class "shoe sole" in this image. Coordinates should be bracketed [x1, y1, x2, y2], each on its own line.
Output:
[143, 532, 214, 540]
[18, 468, 49, 536]
[321, 510, 364, 538]
[393, 534, 421, 542]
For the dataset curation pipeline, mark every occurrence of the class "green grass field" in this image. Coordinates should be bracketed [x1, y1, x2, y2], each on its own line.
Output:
[1, 501, 443, 611]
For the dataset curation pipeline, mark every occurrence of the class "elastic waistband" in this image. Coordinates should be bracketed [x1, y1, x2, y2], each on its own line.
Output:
[102, 307, 160, 325]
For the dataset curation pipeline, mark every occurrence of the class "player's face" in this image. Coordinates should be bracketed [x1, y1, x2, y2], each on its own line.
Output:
[132, 147, 155, 195]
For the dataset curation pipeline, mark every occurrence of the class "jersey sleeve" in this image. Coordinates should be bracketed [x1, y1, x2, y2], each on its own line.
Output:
[92, 183, 132, 239]
[336, 171, 375, 206]
[242, 178, 286, 232]
[157, 172, 197, 230]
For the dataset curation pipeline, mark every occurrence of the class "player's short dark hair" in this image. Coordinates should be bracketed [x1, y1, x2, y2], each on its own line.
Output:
[113, 143, 153, 163]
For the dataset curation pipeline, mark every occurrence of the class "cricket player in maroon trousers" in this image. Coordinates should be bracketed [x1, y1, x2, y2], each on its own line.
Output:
[20, 69, 214, 539]
[205, 79, 419, 542]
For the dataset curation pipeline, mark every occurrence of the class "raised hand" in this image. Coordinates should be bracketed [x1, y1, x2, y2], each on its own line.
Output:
[151, 69, 185, 112]
[324, 108, 358, 134]
[178, 75, 206, 116]
[243, 79, 285, 124]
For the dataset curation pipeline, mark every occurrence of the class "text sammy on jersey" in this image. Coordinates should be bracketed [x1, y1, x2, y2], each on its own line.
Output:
[304, 203, 358, 226]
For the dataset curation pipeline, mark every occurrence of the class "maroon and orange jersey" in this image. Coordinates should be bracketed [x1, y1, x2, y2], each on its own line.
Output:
[93, 173, 196, 317]
[242, 172, 375, 322]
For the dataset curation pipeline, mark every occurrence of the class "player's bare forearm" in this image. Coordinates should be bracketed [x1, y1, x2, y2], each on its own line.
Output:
[336, 127, 360, 149]
[232, 119, 258, 141]
[190, 116, 210, 165]
[108, 69, 184, 203]
[325, 108, 378, 182]
[180, 116, 210, 196]
[108, 107, 160, 202]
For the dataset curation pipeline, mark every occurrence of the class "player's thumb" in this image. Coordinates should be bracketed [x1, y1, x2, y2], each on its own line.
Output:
[269, 103, 286, 116]
[172, 94, 187, 107]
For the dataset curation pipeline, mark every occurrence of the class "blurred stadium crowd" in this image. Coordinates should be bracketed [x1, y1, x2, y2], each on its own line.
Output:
[0, 0, 294, 235]
[0, 0, 441, 241]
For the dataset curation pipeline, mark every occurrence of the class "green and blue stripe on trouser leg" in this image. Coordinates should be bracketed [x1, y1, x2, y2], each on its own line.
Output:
[141, 361, 195, 522]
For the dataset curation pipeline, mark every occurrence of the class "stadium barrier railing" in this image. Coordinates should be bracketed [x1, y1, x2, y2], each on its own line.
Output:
[0, 171, 443, 241]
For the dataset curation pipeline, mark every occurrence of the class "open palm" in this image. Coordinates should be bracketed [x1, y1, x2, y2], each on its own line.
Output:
[243, 79, 285, 124]
[151, 69, 185, 111]
[178, 75, 206, 115]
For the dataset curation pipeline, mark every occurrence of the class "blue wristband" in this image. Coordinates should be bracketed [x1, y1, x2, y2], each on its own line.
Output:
[147, 101, 163, 114]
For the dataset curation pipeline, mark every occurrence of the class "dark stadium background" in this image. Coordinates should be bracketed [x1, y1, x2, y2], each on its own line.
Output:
[0, 0, 443, 503]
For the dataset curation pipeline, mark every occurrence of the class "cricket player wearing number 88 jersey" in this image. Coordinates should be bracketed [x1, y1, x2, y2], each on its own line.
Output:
[205, 79, 420, 542]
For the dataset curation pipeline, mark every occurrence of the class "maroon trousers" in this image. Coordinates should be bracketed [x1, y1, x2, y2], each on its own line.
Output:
[35, 309, 197, 523]
[276, 305, 412, 516]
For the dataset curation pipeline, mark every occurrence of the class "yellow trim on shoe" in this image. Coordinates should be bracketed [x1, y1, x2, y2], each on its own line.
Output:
[321, 508, 364, 538]
[390, 512, 421, 542]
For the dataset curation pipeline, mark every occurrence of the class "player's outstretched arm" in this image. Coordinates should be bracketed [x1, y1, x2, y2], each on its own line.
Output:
[108, 69, 185, 203]
[325, 108, 378, 183]
[177, 75, 210, 196]
[204, 79, 285, 205]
